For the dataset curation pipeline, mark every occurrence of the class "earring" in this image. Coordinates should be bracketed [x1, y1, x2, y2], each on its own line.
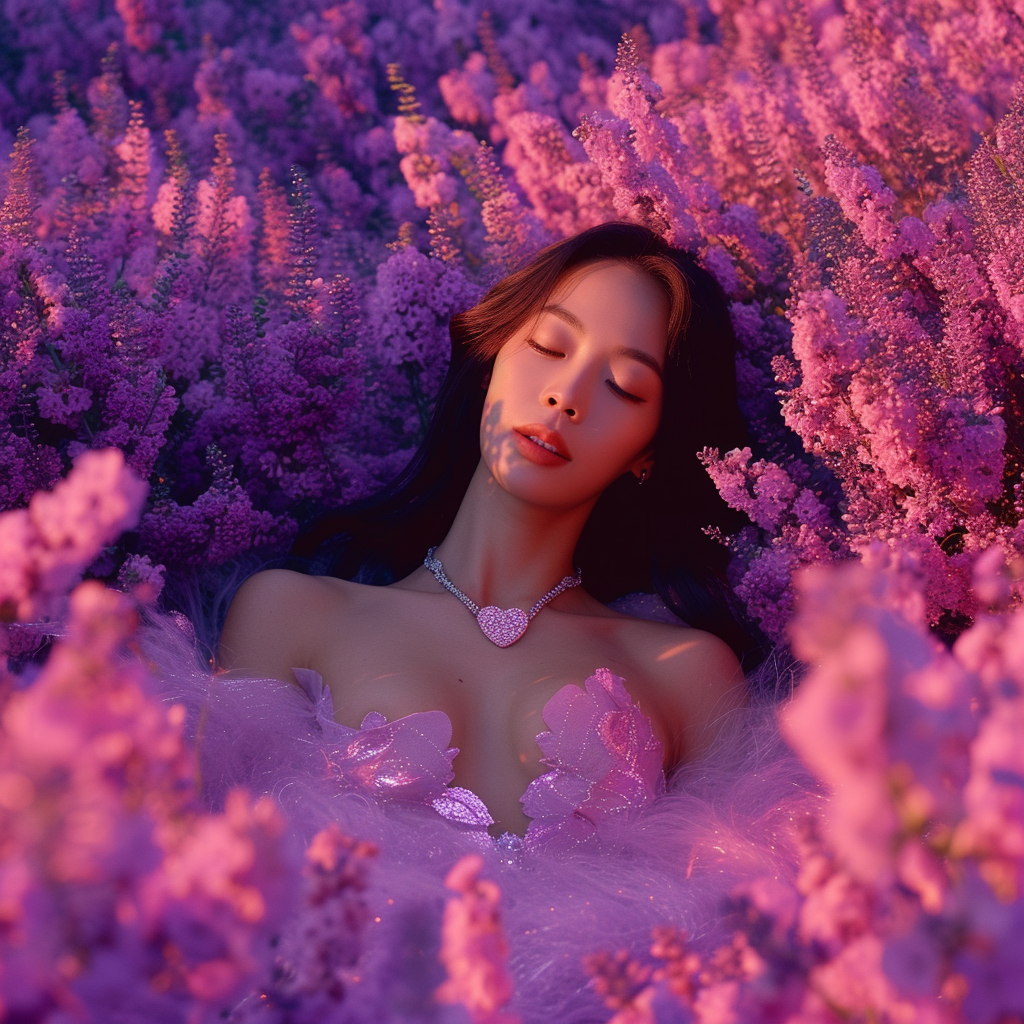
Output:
[638, 468, 648, 485]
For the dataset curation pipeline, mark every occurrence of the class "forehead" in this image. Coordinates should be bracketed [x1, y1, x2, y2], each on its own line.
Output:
[549, 259, 664, 302]
[541, 260, 670, 356]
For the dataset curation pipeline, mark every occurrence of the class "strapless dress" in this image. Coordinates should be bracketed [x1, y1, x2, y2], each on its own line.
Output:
[287, 664, 667, 853]
[145, 610, 807, 1024]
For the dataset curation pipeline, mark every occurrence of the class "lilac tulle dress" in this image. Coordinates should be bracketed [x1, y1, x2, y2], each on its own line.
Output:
[144, 603, 815, 1023]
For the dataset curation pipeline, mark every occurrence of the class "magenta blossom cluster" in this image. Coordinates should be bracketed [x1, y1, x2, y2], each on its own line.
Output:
[0, 577, 301, 1021]
[0, 447, 146, 643]
[0, 453, 305, 1020]
[436, 854, 519, 1024]
[231, 825, 380, 1023]
[578, 547, 1024, 1024]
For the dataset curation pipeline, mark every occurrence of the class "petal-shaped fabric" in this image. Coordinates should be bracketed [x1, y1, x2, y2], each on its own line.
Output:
[294, 668, 458, 806]
[291, 666, 336, 719]
[432, 786, 495, 827]
[522, 668, 666, 852]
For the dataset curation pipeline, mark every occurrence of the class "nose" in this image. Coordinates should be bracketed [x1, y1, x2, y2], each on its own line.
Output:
[546, 395, 576, 418]
[543, 367, 588, 420]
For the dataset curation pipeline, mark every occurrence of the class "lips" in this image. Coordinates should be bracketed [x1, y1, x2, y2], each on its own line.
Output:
[512, 424, 572, 464]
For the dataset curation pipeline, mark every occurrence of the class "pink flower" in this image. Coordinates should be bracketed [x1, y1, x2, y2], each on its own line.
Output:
[436, 854, 519, 1024]
[782, 552, 978, 884]
[0, 577, 298, 1018]
[0, 449, 147, 622]
[439, 52, 497, 126]
[116, 552, 166, 604]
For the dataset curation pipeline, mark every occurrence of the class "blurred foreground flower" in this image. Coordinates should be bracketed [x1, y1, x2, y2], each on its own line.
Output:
[0, 448, 147, 648]
[0, 462, 301, 1021]
[436, 854, 519, 1024]
[584, 549, 1024, 1023]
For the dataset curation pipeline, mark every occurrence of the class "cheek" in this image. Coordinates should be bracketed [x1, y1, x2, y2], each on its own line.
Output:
[482, 349, 535, 419]
[592, 396, 662, 464]
[479, 364, 507, 431]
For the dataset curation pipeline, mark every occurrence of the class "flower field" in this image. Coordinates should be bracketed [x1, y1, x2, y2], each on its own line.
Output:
[1, 0, 1024, 1019]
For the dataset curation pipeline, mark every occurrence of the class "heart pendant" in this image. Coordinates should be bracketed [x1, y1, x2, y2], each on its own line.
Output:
[476, 606, 529, 647]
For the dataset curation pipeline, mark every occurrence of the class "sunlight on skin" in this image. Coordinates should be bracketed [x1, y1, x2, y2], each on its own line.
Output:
[655, 640, 702, 662]
[514, 675, 557, 729]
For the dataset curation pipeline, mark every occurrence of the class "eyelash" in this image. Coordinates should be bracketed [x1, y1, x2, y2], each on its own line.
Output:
[528, 339, 563, 358]
[527, 339, 644, 404]
[607, 378, 644, 403]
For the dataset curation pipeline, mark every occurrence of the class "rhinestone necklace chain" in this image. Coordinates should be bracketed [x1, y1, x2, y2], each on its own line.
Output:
[423, 547, 582, 647]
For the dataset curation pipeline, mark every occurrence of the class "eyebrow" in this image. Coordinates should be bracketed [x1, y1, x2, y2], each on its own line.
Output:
[541, 303, 664, 377]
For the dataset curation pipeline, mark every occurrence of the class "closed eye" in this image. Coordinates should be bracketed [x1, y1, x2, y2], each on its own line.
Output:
[607, 378, 644, 403]
[529, 339, 643, 401]
[527, 339, 564, 358]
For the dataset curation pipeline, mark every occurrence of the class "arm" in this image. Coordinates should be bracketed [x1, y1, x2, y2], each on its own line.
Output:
[217, 568, 324, 685]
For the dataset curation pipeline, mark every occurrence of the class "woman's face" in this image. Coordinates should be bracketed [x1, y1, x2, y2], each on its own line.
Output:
[480, 260, 669, 510]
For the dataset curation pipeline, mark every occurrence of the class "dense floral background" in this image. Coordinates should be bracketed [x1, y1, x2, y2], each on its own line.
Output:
[1, 0, 1024, 1020]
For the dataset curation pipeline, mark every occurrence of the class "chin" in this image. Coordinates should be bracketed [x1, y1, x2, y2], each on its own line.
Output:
[484, 458, 598, 512]
[489, 465, 567, 506]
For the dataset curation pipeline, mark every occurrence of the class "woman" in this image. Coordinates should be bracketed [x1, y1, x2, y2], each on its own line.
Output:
[217, 222, 756, 838]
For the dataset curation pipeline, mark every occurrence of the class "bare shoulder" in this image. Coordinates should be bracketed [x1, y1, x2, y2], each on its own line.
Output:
[612, 614, 747, 761]
[217, 568, 348, 681]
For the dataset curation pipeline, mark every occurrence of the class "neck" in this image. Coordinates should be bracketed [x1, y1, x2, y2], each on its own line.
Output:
[426, 461, 595, 609]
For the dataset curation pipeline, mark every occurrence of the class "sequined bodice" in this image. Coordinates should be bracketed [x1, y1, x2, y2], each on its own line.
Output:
[291, 666, 667, 852]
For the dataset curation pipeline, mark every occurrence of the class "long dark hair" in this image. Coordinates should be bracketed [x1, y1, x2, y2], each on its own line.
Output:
[291, 222, 763, 665]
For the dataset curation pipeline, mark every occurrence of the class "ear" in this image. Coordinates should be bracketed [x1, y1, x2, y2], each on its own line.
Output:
[630, 455, 654, 482]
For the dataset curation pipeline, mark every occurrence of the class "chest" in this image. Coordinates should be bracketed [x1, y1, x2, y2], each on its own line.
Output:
[307, 589, 674, 835]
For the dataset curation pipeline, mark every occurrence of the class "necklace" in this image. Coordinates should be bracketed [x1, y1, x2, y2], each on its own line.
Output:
[423, 547, 582, 647]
